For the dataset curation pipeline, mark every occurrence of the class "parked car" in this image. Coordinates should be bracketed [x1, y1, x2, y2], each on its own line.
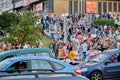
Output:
[0, 48, 54, 62]
[79, 49, 120, 80]
[0, 72, 89, 80]
[0, 56, 81, 75]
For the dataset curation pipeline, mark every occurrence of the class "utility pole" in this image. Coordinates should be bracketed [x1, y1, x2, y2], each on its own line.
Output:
[12, 0, 15, 11]
[81, 0, 82, 21]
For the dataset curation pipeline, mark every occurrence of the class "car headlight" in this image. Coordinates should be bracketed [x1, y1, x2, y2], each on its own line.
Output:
[81, 68, 88, 72]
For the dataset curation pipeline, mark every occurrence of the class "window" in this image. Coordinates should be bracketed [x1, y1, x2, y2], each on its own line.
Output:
[52, 62, 64, 70]
[119, 3, 120, 12]
[117, 53, 120, 62]
[35, 52, 50, 57]
[2, 55, 16, 61]
[69, 1, 72, 15]
[113, 3, 117, 12]
[43, 0, 54, 13]
[0, 59, 11, 70]
[98, 2, 102, 15]
[91, 53, 109, 63]
[74, 1, 78, 14]
[6, 60, 28, 73]
[14, 0, 21, 3]
[103, 2, 107, 13]
[20, 52, 50, 57]
[31, 60, 52, 70]
[109, 53, 120, 63]
[20, 53, 35, 56]
[82, 1, 85, 14]
[108, 2, 112, 12]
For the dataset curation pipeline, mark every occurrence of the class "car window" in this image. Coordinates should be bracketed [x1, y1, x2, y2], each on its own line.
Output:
[52, 62, 64, 70]
[117, 53, 120, 62]
[20, 52, 50, 57]
[90, 53, 109, 63]
[35, 52, 50, 57]
[31, 60, 52, 70]
[0, 59, 11, 70]
[2, 55, 16, 61]
[20, 53, 35, 57]
[6, 60, 28, 73]
[109, 53, 120, 63]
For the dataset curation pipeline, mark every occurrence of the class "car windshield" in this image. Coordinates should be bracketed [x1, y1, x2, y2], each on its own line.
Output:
[0, 59, 11, 70]
[90, 53, 109, 63]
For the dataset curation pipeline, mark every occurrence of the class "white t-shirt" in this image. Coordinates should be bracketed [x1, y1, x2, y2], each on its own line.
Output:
[82, 43, 88, 52]
[116, 35, 120, 40]
[104, 25, 107, 30]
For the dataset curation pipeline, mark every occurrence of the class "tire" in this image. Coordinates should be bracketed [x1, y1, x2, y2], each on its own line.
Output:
[91, 71, 103, 80]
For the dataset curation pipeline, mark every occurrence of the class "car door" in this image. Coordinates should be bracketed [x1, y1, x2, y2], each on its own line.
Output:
[103, 52, 120, 79]
[30, 60, 54, 72]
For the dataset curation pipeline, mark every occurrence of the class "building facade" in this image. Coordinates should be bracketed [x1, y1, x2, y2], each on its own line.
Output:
[44, 0, 120, 15]
[0, 0, 13, 13]
[0, 0, 44, 14]
[0, 0, 120, 15]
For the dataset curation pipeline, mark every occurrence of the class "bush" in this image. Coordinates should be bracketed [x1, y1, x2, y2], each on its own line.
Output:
[93, 18, 115, 29]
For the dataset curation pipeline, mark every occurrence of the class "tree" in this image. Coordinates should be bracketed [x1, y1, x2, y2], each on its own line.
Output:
[5, 11, 42, 46]
[0, 12, 20, 32]
[93, 18, 115, 30]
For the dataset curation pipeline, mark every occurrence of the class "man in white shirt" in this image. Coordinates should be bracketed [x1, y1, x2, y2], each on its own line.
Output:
[104, 24, 107, 32]
[82, 40, 88, 60]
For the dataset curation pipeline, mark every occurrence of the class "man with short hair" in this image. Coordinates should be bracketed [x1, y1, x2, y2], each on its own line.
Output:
[18, 62, 26, 70]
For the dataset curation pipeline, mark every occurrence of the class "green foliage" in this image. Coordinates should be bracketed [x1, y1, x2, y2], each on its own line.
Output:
[93, 18, 115, 29]
[0, 12, 20, 32]
[41, 36, 52, 48]
[5, 11, 42, 45]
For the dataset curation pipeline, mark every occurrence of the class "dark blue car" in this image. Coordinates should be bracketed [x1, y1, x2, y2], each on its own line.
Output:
[80, 49, 120, 80]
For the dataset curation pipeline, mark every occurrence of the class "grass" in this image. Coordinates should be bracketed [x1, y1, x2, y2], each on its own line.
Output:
[41, 35, 52, 48]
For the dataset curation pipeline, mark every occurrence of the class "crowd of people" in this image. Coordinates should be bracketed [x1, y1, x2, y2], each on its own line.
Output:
[0, 12, 120, 62]
[41, 13, 120, 61]
[0, 39, 43, 52]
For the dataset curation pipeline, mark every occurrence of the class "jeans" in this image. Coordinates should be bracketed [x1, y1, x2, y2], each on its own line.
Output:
[83, 52, 87, 60]
[51, 33, 54, 40]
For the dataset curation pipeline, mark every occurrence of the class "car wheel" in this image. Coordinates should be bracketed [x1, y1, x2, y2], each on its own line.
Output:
[91, 71, 103, 80]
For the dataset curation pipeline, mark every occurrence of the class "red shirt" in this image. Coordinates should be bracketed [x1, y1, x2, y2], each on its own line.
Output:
[60, 48, 66, 58]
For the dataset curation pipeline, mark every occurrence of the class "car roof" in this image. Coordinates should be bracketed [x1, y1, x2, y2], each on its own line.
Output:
[0, 48, 51, 56]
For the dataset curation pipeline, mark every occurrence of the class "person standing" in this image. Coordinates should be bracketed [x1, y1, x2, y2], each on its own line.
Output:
[50, 27, 55, 40]
[53, 40, 59, 59]
[82, 40, 88, 60]
[78, 41, 83, 61]
[59, 46, 67, 59]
